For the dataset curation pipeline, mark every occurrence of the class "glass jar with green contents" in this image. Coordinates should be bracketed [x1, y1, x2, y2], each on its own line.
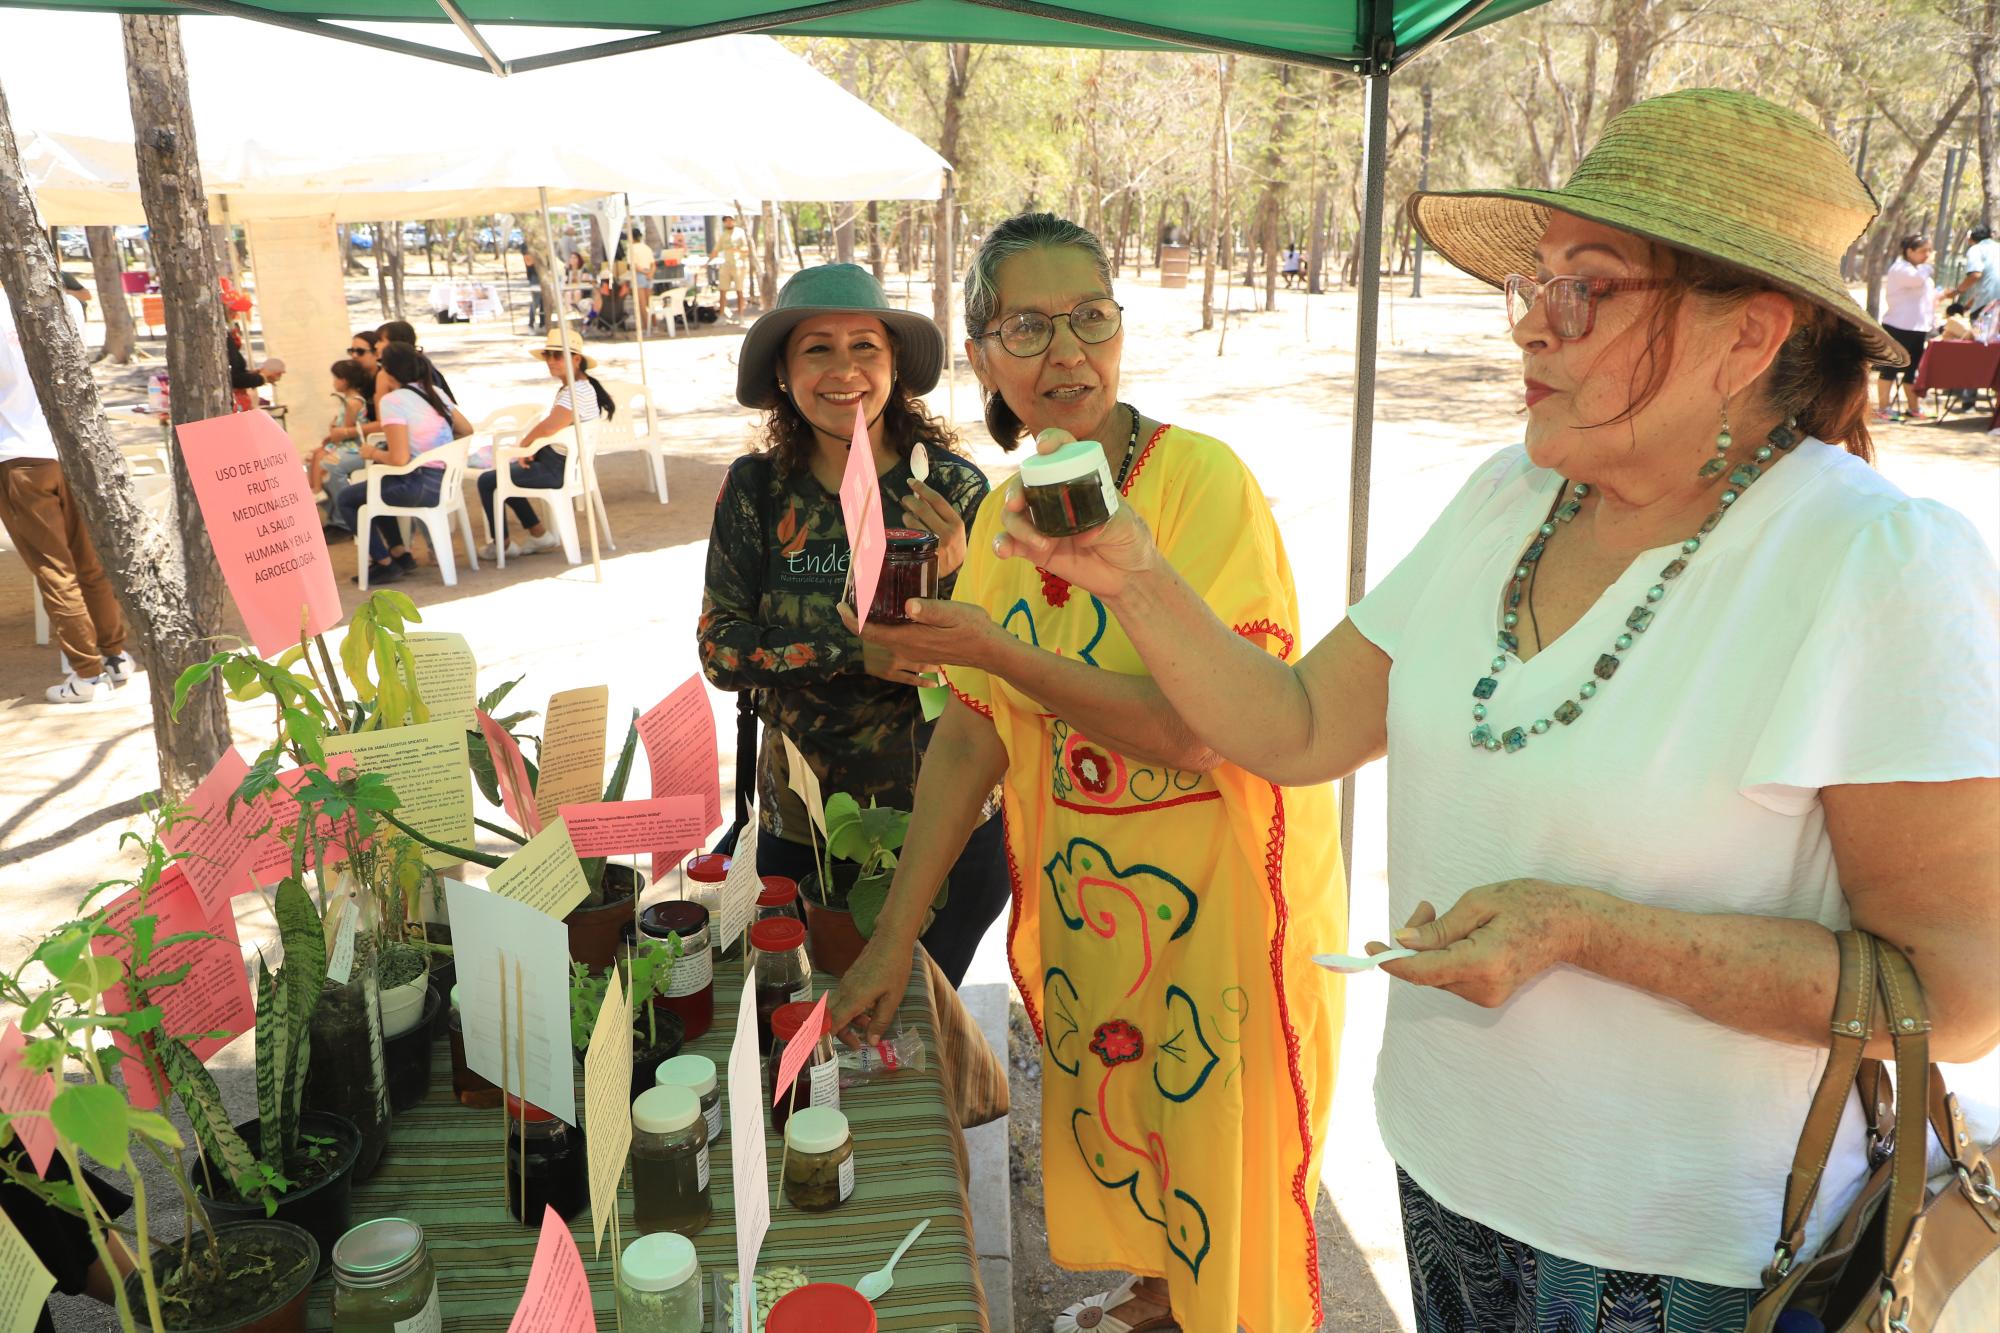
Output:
[616, 1232, 703, 1333]
[654, 1053, 722, 1145]
[631, 1085, 711, 1235]
[781, 1107, 854, 1212]
[330, 1218, 439, 1333]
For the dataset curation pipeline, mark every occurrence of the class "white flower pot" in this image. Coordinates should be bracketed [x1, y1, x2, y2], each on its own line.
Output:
[379, 972, 430, 1040]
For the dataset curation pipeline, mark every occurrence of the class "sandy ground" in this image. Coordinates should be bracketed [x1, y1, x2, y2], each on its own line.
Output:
[6, 259, 1994, 1331]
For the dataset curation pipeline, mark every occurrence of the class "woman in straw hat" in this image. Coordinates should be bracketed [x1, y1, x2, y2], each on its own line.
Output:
[831, 212, 1344, 1333]
[970, 93, 1998, 1329]
[476, 326, 617, 560]
[697, 263, 1012, 985]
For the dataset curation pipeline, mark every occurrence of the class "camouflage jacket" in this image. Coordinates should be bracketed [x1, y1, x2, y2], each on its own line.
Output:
[698, 443, 990, 845]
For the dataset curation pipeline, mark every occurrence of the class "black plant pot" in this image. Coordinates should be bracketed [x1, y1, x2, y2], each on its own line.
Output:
[194, 1111, 360, 1279]
[302, 953, 391, 1183]
[122, 1219, 318, 1333]
[630, 1011, 686, 1101]
[386, 985, 443, 1112]
[427, 958, 457, 1044]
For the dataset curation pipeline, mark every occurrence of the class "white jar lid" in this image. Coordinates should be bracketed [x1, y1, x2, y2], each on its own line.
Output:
[620, 1231, 698, 1292]
[784, 1105, 850, 1155]
[654, 1053, 717, 1099]
[1018, 438, 1113, 488]
[632, 1085, 699, 1135]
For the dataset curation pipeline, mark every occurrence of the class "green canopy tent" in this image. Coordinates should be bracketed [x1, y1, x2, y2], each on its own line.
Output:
[10, 0, 1553, 866]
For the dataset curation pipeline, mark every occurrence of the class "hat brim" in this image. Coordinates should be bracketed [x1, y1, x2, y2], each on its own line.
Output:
[1407, 188, 1909, 369]
[532, 344, 591, 370]
[735, 305, 946, 409]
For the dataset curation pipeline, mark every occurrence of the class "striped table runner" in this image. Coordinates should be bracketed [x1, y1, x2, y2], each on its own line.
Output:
[310, 955, 989, 1330]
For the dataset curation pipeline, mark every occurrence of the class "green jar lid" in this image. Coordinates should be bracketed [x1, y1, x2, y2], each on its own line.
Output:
[621, 1232, 698, 1292]
[784, 1106, 849, 1155]
[332, 1218, 425, 1288]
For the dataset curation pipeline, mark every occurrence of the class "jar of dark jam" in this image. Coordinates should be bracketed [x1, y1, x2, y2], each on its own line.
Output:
[1018, 439, 1120, 537]
[768, 1000, 839, 1137]
[640, 901, 715, 1041]
[757, 876, 802, 923]
[506, 1094, 585, 1225]
[866, 529, 939, 625]
[750, 918, 812, 1056]
[447, 985, 501, 1110]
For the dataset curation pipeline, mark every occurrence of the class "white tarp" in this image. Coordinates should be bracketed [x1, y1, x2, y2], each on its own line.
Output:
[0, 12, 945, 224]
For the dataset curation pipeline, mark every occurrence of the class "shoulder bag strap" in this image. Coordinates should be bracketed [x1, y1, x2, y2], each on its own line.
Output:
[1768, 929, 1878, 1282]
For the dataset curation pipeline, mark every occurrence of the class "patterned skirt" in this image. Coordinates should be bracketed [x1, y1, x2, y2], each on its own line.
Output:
[1398, 1167, 1759, 1333]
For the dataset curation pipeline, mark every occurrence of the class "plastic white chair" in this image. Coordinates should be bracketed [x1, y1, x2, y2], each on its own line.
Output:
[355, 439, 479, 589]
[657, 285, 694, 338]
[489, 417, 614, 569]
[629, 388, 669, 506]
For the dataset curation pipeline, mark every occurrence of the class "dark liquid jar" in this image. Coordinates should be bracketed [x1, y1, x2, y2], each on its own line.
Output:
[751, 918, 812, 1057]
[640, 900, 714, 1041]
[866, 529, 939, 625]
[1019, 440, 1119, 538]
[769, 999, 839, 1137]
[447, 985, 501, 1110]
[506, 1095, 585, 1225]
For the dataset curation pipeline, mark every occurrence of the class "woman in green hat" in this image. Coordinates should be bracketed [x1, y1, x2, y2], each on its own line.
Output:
[867, 94, 1997, 1330]
[697, 263, 1011, 985]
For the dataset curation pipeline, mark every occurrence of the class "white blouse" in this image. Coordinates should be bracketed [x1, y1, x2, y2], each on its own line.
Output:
[1349, 439, 1998, 1287]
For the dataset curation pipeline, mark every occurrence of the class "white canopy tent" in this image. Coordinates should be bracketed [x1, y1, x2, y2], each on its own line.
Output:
[0, 12, 947, 224]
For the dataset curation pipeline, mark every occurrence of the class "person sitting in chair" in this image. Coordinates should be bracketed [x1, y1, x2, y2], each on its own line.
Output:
[477, 327, 616, 560]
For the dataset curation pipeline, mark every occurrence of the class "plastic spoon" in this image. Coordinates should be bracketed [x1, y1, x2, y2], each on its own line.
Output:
[855, 1218, 931, 1302]
[911, 441, 930, 483]
[1312, 947, 1418, 974]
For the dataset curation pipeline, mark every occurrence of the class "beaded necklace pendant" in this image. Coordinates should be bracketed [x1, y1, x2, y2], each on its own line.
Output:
[1466, 419, 1798, 754]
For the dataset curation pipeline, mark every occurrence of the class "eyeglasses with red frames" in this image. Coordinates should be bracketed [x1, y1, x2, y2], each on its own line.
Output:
[1504, 274, 1670, 340]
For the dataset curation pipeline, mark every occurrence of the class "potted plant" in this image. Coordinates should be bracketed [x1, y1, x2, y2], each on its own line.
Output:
[567, 933, 686, 1100]
[173, 591, 443, 1182]
[463, 700, 650, 970]
[0, 817, 321, 1333]
[800, 793, 948, 976]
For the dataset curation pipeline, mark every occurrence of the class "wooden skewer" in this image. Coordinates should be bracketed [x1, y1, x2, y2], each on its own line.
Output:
[499, 958, 511, 1215]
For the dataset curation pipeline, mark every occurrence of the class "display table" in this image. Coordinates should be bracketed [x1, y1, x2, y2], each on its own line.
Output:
[309, 954, 990, 1330]
[1912, 340, 2000, 397]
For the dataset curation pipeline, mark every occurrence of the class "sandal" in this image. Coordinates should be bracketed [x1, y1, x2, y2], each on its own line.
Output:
[1053, 1276, 1178, 1332]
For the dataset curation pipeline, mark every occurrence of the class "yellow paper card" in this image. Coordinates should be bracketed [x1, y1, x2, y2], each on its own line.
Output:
[584, 967, 633, 1256]
[534, 685, 609, 827]
[325, 718, 473, 868]
[486, 818, 591, 920]
[0, 1204, 55, 1333]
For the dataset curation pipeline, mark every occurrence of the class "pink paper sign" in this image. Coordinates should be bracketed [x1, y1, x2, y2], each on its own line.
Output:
[770, 993, 827, 1108]
[636, 676, 721, 878]
[837, 401, 888, 629]
[558, 798, 709, 859]
[175, 410, 341, 655]
[506, 1205, 597, 1333]
[480, 709, 543, 837]
[162, 749, 270, 920]
[95, 868, 252, 1111]
[246, 757, 361, 886]
[0, 1024, 56, 1176]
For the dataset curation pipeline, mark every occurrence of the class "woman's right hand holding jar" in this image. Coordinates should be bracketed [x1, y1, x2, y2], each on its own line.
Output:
[997, 428, 1162, 600]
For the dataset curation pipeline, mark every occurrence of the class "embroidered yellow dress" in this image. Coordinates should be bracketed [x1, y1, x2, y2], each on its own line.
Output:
[944, 424, 1344, 1333]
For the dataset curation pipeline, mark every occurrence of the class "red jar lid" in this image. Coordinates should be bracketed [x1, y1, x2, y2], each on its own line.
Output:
[749, 917, 807, 955]
[768, 1283, 877, 1332]
[769, 1000, 820, 1045]
[504, 1094, 555, 1123]
[685, 852, 730, 883]
[639, 900, 710, 940]
[883, 528, 938, 551]
[757, 876, 799, 908]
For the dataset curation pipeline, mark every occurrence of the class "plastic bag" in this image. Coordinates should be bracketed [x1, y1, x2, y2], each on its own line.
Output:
[836, 1026, 927, 1089]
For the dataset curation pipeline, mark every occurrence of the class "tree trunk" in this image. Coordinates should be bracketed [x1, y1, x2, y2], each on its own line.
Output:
[1307, 170, 1330, 296]
[40, 15, 234, 800]
[1860, 80, 1976, 317]
[834, 201, 857, 265]
[1202, 55, 1236, 331]
[373, 221, 390, 318]
[520, 212, 560, 319]
[1974, 0, 1998, 229]
[1114, 189, 1136, 278]
[85, 224, 138, 362]
[1602, 0, 1665, 121]
[931, 43, 972, 335]
[866, 200, 884, 282]
[762, 200, 781, 306]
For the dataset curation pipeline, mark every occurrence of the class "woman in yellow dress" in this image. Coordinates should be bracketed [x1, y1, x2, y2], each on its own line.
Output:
[830, 212, 1342, 1333]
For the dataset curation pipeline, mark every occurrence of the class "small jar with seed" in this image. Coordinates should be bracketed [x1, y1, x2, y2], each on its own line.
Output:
[781, 1106, 854, 1212]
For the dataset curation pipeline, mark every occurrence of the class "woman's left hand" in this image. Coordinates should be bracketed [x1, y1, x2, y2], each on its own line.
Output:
[1371, 878, 1592, 1008]
[838, 599, 1002, 673]
[900, 477, 968, 577]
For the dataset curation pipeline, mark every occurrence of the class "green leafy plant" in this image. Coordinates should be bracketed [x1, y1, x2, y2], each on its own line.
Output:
[816, 793, 948, 938]
[566, 933, 684, 1053]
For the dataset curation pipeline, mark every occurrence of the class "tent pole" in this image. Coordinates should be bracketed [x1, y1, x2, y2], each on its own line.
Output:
[540, 186, 601, 582]
[625, 193, 658, 455]
[1338, 69, 1390, 891]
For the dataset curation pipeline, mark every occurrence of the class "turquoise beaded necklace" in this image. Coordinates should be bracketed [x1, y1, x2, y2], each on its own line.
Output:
[1469, 417, 1802, 754]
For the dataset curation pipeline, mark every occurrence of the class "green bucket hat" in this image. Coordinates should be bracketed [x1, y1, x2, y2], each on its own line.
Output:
[735, 263, 946, 409]
[1407, 88, 1906, 367]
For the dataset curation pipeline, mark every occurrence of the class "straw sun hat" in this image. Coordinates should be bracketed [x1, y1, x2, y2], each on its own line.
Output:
[533, 325, 591, 370]
[736, 263, 945, 409]
[1408, 88, 1906, 367]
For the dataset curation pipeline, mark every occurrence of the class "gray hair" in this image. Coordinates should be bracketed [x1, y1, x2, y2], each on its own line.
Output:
[963, 212, 1114, 449]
